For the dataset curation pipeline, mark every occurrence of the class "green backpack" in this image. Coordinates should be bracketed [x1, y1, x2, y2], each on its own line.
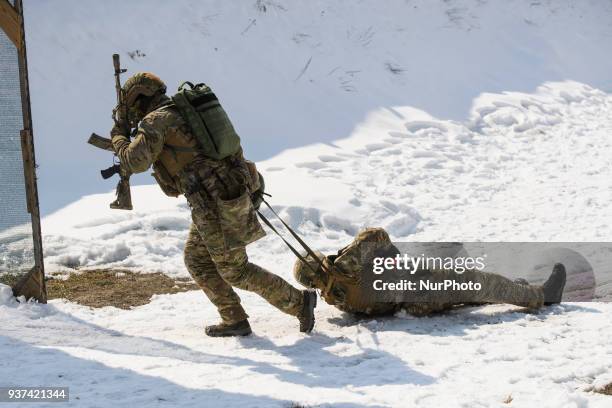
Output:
[171, 82, 241, 160]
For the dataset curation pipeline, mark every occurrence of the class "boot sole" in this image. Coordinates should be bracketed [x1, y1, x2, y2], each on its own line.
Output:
[205, 322, 253, 337]
[301, 290, 317, 333]
[205, 328, 252, 337]
[544, 264, 567, 305]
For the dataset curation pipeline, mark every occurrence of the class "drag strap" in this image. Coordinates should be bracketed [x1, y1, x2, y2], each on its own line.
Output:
[261, 199, 330, 275]
[257, 210, 323, 277]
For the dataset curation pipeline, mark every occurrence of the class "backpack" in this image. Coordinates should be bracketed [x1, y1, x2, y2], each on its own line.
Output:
[171, 82, 241, 160]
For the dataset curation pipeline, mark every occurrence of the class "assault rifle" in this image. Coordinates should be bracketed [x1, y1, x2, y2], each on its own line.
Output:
[87, 53, 133, 210]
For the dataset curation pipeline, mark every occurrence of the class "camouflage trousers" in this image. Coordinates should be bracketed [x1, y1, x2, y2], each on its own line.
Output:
[402, 269, 545, 316]
[181, 157, 304, 325]
[184, 220, 305, 324]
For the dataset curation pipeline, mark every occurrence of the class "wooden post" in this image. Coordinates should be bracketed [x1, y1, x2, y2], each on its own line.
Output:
[0, 0, 21, 50]
[2, 0, 47, 303]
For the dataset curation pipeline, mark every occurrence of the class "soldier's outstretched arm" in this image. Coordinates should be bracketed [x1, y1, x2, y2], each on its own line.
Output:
[111, 112, 167, 174]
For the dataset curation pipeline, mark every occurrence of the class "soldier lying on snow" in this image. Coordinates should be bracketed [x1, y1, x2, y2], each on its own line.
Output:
[109, 72, 316, 337]
[293, 228, 566, 317]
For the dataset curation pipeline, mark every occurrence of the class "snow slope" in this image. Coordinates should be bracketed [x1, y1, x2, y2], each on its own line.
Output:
[24, 0, 612, 213]
[41, 81, 612, 292]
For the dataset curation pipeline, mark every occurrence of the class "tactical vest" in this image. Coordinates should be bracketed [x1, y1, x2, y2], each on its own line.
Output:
[321, 228, 399, 315]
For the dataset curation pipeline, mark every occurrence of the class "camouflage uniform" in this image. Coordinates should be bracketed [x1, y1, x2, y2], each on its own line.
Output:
[112, 97, 304, 325]
[294, 228, 544, 316]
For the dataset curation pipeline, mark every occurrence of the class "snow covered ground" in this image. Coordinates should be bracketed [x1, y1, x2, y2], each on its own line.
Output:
[2, 0, 612, 406]
[2, 287, 612, 407]
[1, 80, 609, 407]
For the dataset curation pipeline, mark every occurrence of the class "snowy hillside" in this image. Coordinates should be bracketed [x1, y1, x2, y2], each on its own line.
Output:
[24, 0, 612, 213]
[29, 80, 612, 408]
[41, 81, 612, 297]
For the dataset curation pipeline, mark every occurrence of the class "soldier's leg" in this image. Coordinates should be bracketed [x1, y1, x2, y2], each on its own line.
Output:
[423, 269, 544, 309]
[187, 182, 305, 319]
[209, 245, 304, 317]
[184, 223, 249, 324]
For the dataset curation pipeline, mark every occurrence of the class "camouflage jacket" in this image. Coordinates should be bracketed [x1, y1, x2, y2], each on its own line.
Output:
[111, 101, 266, 249]
[111, 101, 203, 196]
[320, 228, 457, 316]
[320, 228, 400, 316]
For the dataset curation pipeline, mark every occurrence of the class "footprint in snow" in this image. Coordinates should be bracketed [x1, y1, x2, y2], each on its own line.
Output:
[423, 159, 445, 169]
[318, 154, 347, 162]
[295, 161, 328, 170]
[383, 137, 403, 144]
[365, 142, 392, 152]
[387, 131, 410, 139]
[412, 150, 440, 158]
[404, 120, 448, 133]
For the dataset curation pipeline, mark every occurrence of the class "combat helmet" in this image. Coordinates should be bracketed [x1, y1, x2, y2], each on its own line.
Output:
[119, 72, 167, 125]
[293, 250, 327, 289]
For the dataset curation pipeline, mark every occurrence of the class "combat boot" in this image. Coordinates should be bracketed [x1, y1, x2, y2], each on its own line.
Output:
[543, 263, 566, 305]
[298, 290, 317, 333]
[205, 320, 252, 337]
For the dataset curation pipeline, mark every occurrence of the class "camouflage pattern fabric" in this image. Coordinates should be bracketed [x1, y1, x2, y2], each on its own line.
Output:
[112, 98, 191, 177]
[181, 160, 304, 324]
[318, 228, 400, 315]
[184, 222, 304, 324]
[307, 227, 545, 316]
[112, 98, 304, 325]
[404, 268, 544, 314]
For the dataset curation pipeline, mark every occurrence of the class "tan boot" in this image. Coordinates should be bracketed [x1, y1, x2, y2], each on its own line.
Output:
[205, 320, 252, 337]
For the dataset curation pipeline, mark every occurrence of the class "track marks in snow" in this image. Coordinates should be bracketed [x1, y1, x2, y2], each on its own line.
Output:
[405, 121, 448, 133]
[39, 82, 612, 276]
[276, 81, 612, 245]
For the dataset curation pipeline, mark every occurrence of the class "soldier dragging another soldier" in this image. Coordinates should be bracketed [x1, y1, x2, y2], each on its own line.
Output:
[105, 70, 566, 337]
[108, 72, 316, 337]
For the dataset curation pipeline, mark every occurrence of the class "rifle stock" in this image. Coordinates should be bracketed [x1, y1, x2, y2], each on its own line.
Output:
[88, 133, 113, 151]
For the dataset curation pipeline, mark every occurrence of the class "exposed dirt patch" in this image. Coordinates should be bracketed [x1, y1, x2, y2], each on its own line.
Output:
[46, 269, 198, 309]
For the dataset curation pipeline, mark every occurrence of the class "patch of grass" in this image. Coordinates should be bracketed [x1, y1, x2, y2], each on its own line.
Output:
[46, 269, 198, 309]
[0, 273, 24, 287]
[595, 382, 612, 396]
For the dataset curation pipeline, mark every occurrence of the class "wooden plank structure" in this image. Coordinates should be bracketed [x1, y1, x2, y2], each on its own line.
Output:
[0, 0, 46, 302]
